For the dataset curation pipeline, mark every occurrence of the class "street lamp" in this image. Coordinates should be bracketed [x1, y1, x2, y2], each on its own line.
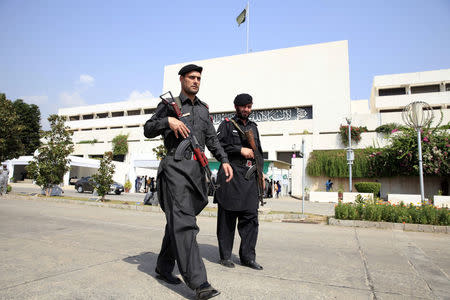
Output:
[402, 101, 433, 203]
[301, 138, 305, 217]
[345, 117, 353, 192]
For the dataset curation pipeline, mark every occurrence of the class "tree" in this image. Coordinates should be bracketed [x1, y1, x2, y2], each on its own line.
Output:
[112, 134, 128, 161]
[92, 151, 115, 201]
[152, 144, 167, 160]
[27, 115, 74, 196]
[12, 99, 41, 155]
[0, 93, 24, 162]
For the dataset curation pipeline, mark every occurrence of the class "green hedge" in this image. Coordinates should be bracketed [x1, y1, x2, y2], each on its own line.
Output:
[306, 149, 373, 178]
[354, 182, 381, 196]
[335, 201, 449, 225]
[7, 184, 12, 193]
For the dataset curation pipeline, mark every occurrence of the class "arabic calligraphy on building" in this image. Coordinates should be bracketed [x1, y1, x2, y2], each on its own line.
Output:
[211, 106, 312, 125]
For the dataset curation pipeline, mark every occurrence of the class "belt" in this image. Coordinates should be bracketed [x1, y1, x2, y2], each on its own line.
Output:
[229, 157, 254, 167]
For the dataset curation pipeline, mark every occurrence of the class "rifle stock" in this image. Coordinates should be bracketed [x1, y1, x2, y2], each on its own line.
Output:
[244, 130, 265, 206]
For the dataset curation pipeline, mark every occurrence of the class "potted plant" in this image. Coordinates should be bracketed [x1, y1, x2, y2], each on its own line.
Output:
[338, 184, 344, 200]
[124, 180, 132, 193]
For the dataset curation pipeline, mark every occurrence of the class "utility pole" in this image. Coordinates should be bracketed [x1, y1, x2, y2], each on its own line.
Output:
[346, 117, 353, 192]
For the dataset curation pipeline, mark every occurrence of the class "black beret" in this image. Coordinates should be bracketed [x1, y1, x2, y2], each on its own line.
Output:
[234, 93, 253, 106]
[178, 64, 203, 76]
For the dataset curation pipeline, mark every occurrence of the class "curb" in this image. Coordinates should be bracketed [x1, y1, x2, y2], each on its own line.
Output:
[328, 217, 449, 234]
[4, 194, 316, 223]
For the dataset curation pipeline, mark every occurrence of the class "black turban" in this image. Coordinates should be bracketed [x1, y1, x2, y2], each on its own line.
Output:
[234, 93, 253, 106]
[178, 64, 203, 76]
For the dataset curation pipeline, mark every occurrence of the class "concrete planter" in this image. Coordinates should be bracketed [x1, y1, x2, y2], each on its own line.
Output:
[433, 195, 450, 208]
[342, 192, 373, 203]
[309, 191, 338, 203]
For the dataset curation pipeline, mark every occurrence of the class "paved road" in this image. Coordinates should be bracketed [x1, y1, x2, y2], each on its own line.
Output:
[9, 182, 335, 216]
[1, 196, 449, 299]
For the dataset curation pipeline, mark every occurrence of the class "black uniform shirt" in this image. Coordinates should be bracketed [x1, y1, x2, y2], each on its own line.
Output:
[216, 115, 263, 163]
[144, 93, 229, 164]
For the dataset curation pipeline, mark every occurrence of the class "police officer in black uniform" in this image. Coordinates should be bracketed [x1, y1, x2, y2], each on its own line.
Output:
[214, 93, 264, 270]
[144, 64, 233, 300]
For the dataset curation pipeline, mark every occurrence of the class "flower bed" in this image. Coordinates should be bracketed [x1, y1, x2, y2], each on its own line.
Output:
[334, 200, 449, 226]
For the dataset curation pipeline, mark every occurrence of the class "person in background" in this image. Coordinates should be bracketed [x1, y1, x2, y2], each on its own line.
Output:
[325, 179, 333, 192]
[144, 175, 148, 193]
[135, 176, 140, 193]
[276, 181, 281, 198]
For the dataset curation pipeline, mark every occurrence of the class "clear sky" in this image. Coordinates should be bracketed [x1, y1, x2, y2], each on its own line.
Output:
[1, 0, 449, 128]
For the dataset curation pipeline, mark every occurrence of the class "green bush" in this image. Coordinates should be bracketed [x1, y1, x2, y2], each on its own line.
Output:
[334, 201, 450, 226]
[306, 149, 373, 178]
[354, 182, 381, 197]
[375, 123, 406, 135]
[7, 184, 12, 192]
[112, 134, 129, 155]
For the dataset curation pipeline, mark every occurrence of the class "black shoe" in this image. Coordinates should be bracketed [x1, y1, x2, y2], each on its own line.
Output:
[195, 284, 220, 300]
[241, 260, 263, 270]
[219, 259, 235, 268]
[155, 268, 182, 284]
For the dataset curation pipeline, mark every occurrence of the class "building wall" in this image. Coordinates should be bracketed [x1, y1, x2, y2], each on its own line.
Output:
[163, 40, 351, 133]
[56, 44, 449, 196]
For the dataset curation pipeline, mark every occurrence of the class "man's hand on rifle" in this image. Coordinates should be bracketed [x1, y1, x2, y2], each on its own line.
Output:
[241, 147, 254, 159]
[168, 117, 190, 139]
[222, 163, 233, 182]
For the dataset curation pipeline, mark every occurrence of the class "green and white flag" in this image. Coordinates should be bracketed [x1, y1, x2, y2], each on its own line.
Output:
[236, 7, 247, 26]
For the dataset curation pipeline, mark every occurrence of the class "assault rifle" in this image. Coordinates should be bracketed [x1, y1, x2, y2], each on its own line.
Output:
[159, 91, 219, 193]
[244, 129, 266, 206]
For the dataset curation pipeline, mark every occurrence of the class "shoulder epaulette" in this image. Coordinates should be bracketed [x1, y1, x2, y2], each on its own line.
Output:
[197, 99, 209, 110]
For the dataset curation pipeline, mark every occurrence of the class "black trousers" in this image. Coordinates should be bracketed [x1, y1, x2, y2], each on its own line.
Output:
[217, 204, 259, 262]
[156, 175, 207, 290]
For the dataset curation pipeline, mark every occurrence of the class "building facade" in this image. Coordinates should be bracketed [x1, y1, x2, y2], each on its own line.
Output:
[53, 40, 449, 195]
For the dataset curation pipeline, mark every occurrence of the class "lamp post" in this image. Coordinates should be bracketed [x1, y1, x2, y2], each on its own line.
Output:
[402, 101, 433, 203]
[345, 117, 353, 192]
[301, 138, 305, 217]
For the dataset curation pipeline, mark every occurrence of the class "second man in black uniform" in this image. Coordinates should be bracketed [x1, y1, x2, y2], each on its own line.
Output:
[213, 93, 264, 270]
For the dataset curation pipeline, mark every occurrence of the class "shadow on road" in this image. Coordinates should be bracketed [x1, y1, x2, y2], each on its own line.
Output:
[123, 251, 193, 299]
[123, 243, 240, 299]
[199, 243, 240, 265]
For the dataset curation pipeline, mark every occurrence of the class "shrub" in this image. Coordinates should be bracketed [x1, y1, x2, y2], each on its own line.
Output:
[354, 182, 381, 196]
[306, 149, 373, 178]
[7, 184, 12, 192]
[375, 123, 406, 135]
[124, 180, 132, 191]
[112, 134, 129, 155]
[339, 125, 368, 146]
[334, 201, 449, 225]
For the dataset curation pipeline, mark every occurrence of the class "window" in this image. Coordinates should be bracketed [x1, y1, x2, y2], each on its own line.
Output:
[81, 128, 92, 131]
[127, 110, 141, 116]
[96, 127, 107, 130]
[276, 151, 297, 164]
[69, 115, 80, 121]
[97, 113, 108, 118]
[144, 108, 155, 114]
[110, 126, 123, 129]
[380, 109, 404, 113]
[82, 114, 94, 120]
[411, 84, 440, 94]
[126, 125, 140, 128]
[111, 111, 124, 117]
[445, 83, 450, 91]
[378, 87, 406, 96]
[263, 152, 268, 159]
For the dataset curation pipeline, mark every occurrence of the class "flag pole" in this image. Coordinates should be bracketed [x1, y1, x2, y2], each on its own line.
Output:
[246, 1, 249, 53]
